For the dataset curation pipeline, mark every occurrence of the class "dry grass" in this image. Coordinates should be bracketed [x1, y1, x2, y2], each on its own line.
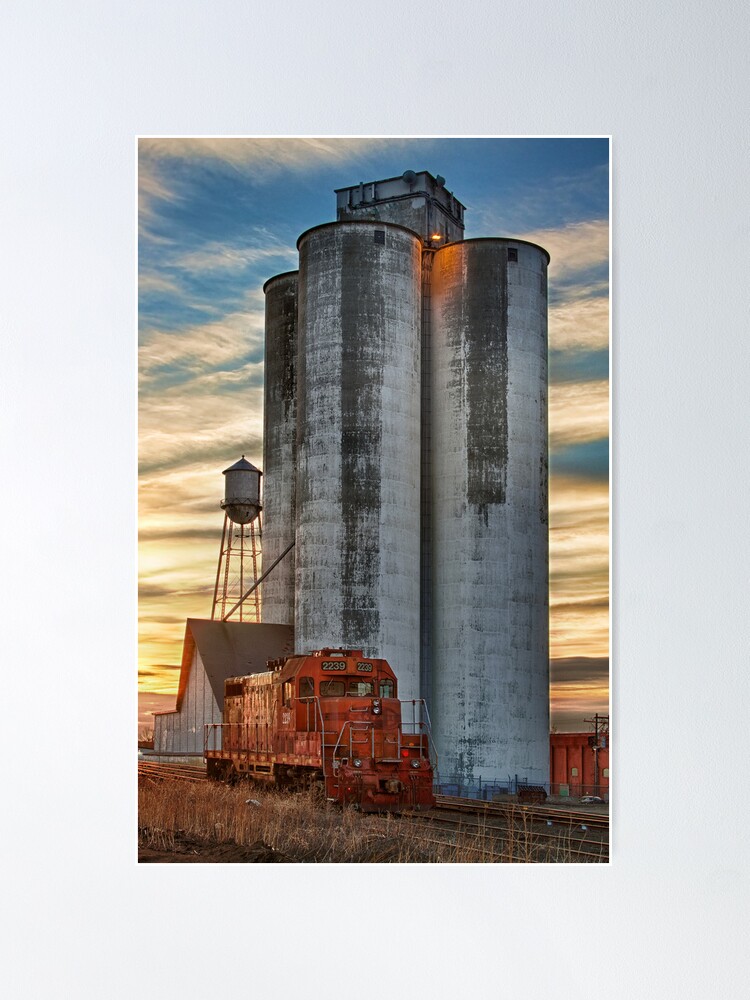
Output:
[138, 779, 606, 863]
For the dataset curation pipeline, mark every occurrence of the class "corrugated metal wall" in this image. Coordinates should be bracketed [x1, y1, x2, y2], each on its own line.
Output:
[153, 649, 222, 754]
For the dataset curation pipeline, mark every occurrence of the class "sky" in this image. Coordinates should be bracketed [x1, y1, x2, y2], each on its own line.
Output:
[138, 136, 610, 733]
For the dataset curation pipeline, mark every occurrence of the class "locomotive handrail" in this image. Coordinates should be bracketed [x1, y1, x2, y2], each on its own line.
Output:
[399, 698, 432, 733]
[331, 720, 391, 762]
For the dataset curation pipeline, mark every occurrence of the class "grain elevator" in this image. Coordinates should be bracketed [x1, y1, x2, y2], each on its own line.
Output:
[260, 171, 549, 786]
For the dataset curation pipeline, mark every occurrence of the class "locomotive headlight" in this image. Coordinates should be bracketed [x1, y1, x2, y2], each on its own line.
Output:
[353, 758, 362, 768]
[411, 759, 421, 769]
[372, 699, 382, 715]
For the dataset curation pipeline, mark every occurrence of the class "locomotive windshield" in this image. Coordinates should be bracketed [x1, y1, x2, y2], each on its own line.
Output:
[318, 678, 375, 697]
[346, 679, 374, 696]
[320, 679, 346, 696]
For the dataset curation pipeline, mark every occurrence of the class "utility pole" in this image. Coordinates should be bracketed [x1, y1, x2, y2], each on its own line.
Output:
[584, 713, 609, 798]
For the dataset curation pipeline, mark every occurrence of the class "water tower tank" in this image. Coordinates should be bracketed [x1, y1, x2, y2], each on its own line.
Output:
[221, 457, 262, 524]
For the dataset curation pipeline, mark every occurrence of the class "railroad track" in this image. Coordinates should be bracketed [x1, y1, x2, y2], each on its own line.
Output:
[408, 809, 608, 862]
[435, 793, 609, 831]
[138, 760, 207, 783]
[427, 795, 609, 862]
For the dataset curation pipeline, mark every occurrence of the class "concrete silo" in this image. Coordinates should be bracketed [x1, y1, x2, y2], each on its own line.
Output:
[294, 220, 422, 700]
[261, 271, 298, 625]
[429, 238, 550, 786]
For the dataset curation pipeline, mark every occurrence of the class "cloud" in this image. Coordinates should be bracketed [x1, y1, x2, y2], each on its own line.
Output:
[550, 656, 609, 724]
[174, 239, 297, 274]
[549, 294, 609, 353]
[549, 475, 609, 659]
[138, 527, 225, 543]
[139, 388, 263, 476]
[138, 158, 181, 218]
[138, 136, 417, 176]
[138, 272, 182, 296]
[552, 438, 609, 480]
[549, 378, 609, 450]
[139, 299, 265, 380]
[550, 656, 609, 685]
[467, 161, 608, 234]
[138, 691, 179, 727]
[521, 219, 609, 281]
[549, 348, 608, 385]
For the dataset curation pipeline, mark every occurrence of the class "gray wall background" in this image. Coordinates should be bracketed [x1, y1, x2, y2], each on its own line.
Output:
[8, 3, 748, 999]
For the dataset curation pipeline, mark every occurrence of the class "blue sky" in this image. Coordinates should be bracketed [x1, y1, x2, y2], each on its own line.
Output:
[138, 136, 610, 731]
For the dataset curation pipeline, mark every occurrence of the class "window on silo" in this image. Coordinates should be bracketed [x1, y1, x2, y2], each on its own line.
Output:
[507, 248, 518, 262]
[571, 767, 578, 776]
[374, 230, 385, 245]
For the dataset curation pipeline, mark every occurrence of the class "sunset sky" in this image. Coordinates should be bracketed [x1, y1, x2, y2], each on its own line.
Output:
[138, 136, 609, 732]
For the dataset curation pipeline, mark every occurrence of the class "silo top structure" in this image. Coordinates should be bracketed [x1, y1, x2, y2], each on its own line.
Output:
[335, 170, 465, 244]
[221, 456, 262, 525]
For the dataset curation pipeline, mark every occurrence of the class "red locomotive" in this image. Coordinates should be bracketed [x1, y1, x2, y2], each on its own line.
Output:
[204, 648, 436, 811]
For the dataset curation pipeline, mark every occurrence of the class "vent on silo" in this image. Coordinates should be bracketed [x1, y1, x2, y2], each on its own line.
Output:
[508, 248, 518, 262]
[374, 230, 385, 245]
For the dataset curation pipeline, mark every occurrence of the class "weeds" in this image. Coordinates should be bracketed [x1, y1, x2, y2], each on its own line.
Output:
[138, 780, 605, 863]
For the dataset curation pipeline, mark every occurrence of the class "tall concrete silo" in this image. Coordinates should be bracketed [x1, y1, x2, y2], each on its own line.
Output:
[429, 238, 550, 785]
[261, 271, 298, 625]
[295, 220, 422, 699]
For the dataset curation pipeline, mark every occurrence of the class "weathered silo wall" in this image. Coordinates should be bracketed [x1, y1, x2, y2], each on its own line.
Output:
[295, 221, 422, 699]
[429, 238, 550, 785]
[262, 271, 298, 625]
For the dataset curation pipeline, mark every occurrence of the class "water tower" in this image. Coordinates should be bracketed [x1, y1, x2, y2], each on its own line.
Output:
[211, 457, 263, 621]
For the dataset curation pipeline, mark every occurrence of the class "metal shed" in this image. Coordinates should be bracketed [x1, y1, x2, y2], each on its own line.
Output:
[152, 619, 294, 756]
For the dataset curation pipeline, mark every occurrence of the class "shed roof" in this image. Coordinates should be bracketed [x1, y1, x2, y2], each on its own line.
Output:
[176, 619, 294, 709]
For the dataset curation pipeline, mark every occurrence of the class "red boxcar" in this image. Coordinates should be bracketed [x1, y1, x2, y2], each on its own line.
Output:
[205, 648, 436, 811]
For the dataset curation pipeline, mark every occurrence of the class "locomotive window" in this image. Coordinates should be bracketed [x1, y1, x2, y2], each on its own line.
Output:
[225, 683, 243, 697]
[320, 679, 346, 697]
[299, 676, 314, 698]
[379, 679, 394, 698]
[347, 679, 374, 697]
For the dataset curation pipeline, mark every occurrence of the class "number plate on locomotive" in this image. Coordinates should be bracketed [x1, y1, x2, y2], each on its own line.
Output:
[322, 660, 347, 671]
[357, 661, 373, 672]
